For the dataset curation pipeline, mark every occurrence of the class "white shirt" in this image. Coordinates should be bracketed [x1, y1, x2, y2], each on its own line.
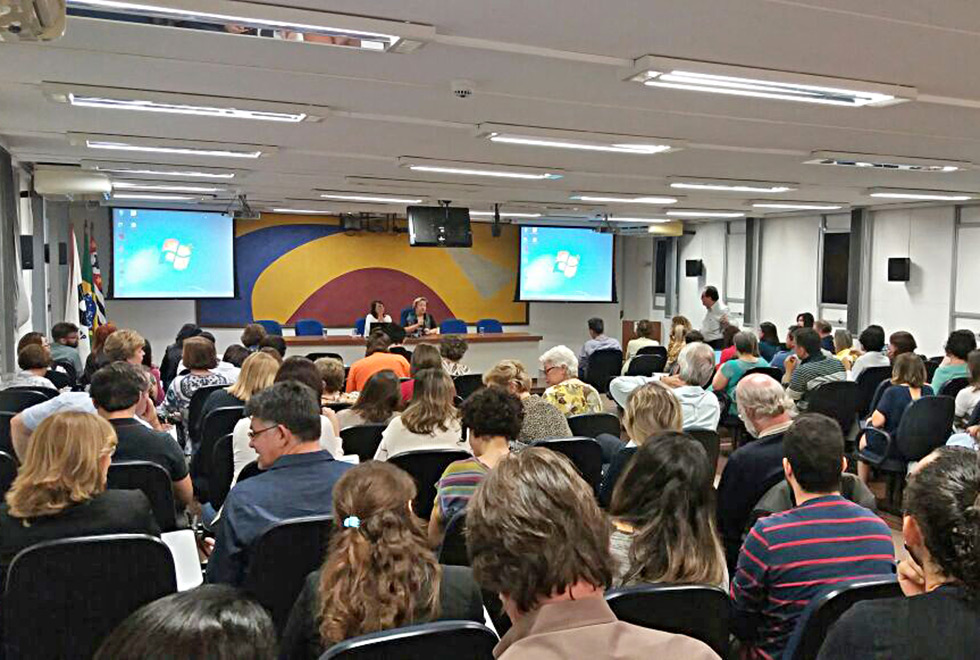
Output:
[19, 391, 153, 431]
[701, 302, 729, 342]
[849, 351, 891, 381]
[364, 314, 392, 336]
[373, 416, 469, 461]
[609, 377, 720, 430]
[230, 415, 341, 485]
[954, 386, 980, 430]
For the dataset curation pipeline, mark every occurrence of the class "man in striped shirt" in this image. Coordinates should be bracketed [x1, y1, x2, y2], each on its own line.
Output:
[731, 413, 895, 660]
[782, 328, 846, 411]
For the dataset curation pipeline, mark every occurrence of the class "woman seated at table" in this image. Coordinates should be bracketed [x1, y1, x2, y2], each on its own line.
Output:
[539, 345, 603, 416]
[374, 369, 466, 461]
[336, 371, 402, 429]
[363, 300, 392, 337]
[404, 297, 437, 338]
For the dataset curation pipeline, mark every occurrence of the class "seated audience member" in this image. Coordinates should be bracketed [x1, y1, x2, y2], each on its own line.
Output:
[221, 344, 250, 369]
[611, 342, 720, 430]
[257, 335, 287, 359]
[428, 387, 522, 546]
[200, 352, 278, 424]
[858, 353, 932, 484]
[345, 331, 410, 393]
[240, 323, 268, 352]
[817, 447, 980, 660]
[716, 325, 740, 366]
[731, 414, 895, 660]
[833, 329, 859, 370]
[467, 447, 718, 660]
[404, 296, 437, 338]
[2, 344, 56, 391]
[440, 335, 471, 377]
[540, 345, 603, 416]
[815, 319, 836, 353]
[142, 340, 165, 405]
[796, 312, 815, 329]
[281, 462, 483, 659]
[954, 350, 980, 430]
[160, 336, 231, 433]
[336, 370, 401, 429]
[932, 329, 977, 394]
[363, 299, 392, 337]
[621, 319, 660, 374]
[161, 323, 201, 390]
[714, 331, 769, 415]
[400, 343, 442, 403]
[716, 374, 796, 569]
[191, 332, 241, 382]
[888, 330, 918, 360]
[49, 321, 83, 379]
[483, 359, 571, 447]
[850, 324, 889, 380]
[0, 412, 158, 570]
[258, 346, 283, 363]
[757, 322, 781, 362]
[374, 369, 466, 461]
[608, 432, 727, 589]
[81, 323, 118, 386]
[383, 323, 413, 362]
[599, 381, 684, 507]
[769, 326, 797, 373]
[783, 328, 846, 410]
[207, 382, 352, 586]
[90, 363, 193, 509]
[95, 585, 276, 660]
[314, 358, 354, 405]
[665, 315, 693, 372]
[578, 317, 622, 378]
[15, 332, 72, 390]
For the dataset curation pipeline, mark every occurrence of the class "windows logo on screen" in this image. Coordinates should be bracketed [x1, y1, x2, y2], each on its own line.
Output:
[554, 250, 580, 278]
[161, 238, 192, 271]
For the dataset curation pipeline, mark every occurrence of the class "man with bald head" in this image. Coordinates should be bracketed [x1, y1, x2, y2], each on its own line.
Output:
[716, 373, 797, 569]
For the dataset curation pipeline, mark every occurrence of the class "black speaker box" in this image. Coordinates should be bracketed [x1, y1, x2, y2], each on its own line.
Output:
[685, 259, 703, 277]
[888, 257, 911, 282]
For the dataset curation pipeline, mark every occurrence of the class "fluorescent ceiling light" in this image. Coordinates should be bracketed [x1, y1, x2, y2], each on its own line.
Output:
[319, 193, 422, 204]
[627, 56, 914, 107]
[64, 0, 432, 52]
[668, 177, 796, 194]
[86, 140, 262, 159]
[112, 181, 225, 193]
[477, 123, 683, 155]
[271, 208, 330, 214]
[609, 216, 673, 223]
[752, 202, 844, 211]
[83, 160, 240, 179]
[399, 157, 563, 181]
[866, 188, 974, 201]
[469, 211, 542, 218]
[97, 167, 236, 179]
[111, 193, 197, 200]
[666, 210, 745, 218]
[805, 151, 969, 173]
[570, 194, 678, 205]
[407, 166, 560, 180]
[69, 94, 308, 122]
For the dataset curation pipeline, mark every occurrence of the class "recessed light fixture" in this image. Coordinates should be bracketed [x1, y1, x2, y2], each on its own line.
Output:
[271, 208, 331, 214]
[399, 157, 563, 181]
[111, 193, 198, 201]
[668, 177, 797, 194]
[64, 0, 433, 52]
[666, 210, 745, 218]
[570, 193, 678, 205]
[75, 136, 267, 160]
[84, 161, 239, 179]
[477, 123, 684, 155]
[626, 55, 915, 107]
[609, 216, 673, 223]
[866, 188, 974, 201]
[805, 151, 969, 173]
[751, 202, 845, 211]
[319, 192, 423, 204]
[112, 181, 225, 193]
[469, 211, 542, 218]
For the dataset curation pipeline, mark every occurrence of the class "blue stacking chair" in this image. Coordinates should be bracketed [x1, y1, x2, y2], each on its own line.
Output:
[475, 318, 503, 333]
[294, 319, 324, 336]
[255, 320, 282, 336]
[400, 307, 413, 326]
[354, 317, 366, 336]
[440, 319, 468, 334]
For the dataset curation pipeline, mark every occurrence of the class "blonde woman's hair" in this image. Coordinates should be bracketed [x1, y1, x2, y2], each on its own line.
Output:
[667, 316, 692, 365]
[623, 381, 683, 443]
[228, 352, 280, 402]
[314, 358, 346, 394]
[483, 359, 532, 393]
[104, 329, 144, 363]
[401, 368, 458, 435]
[6, 412, 117, 520]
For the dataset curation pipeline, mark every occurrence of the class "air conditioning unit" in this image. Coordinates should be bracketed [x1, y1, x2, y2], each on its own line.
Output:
[34, 165, 111, 200]
[0, 0, 67, 42]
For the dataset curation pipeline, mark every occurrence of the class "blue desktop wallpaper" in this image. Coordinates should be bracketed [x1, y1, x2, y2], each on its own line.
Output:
[518, 226, 614, 302]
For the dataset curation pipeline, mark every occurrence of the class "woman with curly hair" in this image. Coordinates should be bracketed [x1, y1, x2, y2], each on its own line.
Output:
[665, 315, 693, 373]
[279, 461, 484, 658]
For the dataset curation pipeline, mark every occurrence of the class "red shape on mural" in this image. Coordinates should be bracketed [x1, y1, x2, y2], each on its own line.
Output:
[287, 268, 455, 327]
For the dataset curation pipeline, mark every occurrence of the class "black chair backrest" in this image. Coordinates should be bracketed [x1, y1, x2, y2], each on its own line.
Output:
[0, 389, 51, 414]
[969, 400, 980, 427]
[3, 534, 176, 659]
[340, 424, 387, 463]
[453, 374, 485, 401]
[52, 358, 78, 385]
[0, 450, 17, 497]
[626, 353, 666, 376]
[3, 386, 59, 400]
[939, 377, 970, 399]
[532, 437, 603, 495]
[238, 460, 262, 484]
[244, 515, 333, 633]
[389, 449, 471, 522]
[684, 428, 721, 474]
[743, 366, 784, 381]
[867, 378, 893, 417]
[324, 401, 352, 413]
[567, 412, 620, 439]
[784, 577, 901, 660]
[584, 348, 623, 394]
[605, 583, 730, 658]
[855, 366, 892, 417]
[321, 621, 498, 660]
[636, 345, 668, 358]
[805, 381, 860, 435]
[0, 411, 16, 456]
[107, 461, 178, 532]
[306, 352, 344, 363]
[193, 406, 246, 503]
[924, 358, 942, 383]
[187, 384, 227, 443]
[210, 433, 235, 510]
[895, 396, 955, 461]
[438, 510, 468, 567]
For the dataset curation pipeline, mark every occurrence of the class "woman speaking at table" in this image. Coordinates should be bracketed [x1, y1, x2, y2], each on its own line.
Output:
[404, 297, 438, 337]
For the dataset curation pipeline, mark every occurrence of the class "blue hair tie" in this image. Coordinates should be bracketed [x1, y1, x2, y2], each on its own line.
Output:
[343, 516, 361, 529]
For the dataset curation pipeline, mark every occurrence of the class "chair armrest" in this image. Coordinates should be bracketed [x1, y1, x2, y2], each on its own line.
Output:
[860, 427, 893, 467]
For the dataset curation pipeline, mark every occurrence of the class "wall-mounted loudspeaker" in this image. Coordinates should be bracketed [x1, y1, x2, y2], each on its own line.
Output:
[685, 259, 704, 277]
[887, 257, 911, 282]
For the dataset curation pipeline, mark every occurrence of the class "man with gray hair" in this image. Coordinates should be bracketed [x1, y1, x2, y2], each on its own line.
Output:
[609, 342, 720, 430]
[716, 373, 796, 569]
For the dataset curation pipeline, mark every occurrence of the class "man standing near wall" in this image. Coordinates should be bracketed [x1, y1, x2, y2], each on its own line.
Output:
[700, 285, 730, 350]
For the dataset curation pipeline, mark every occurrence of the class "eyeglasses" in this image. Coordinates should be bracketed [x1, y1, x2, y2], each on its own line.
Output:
[247, 425, 279, 440]
[543, 366, 563, 374]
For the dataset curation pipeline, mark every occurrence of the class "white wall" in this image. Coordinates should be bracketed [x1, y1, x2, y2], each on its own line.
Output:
[758, 214, 821, 331]
[677, 222, 728, 325]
